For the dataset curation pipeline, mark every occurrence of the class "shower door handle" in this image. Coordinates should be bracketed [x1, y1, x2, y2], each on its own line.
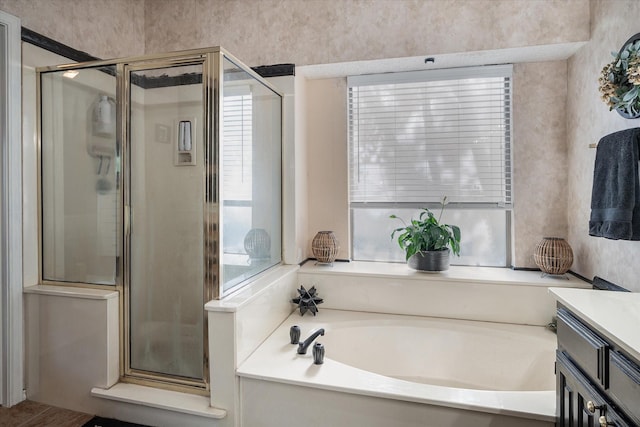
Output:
[125, 205, 132, 237]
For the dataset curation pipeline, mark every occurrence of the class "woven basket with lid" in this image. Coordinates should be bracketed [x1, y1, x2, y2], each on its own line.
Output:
[312, 231, 339, 264]
[533, 237, 573, 275]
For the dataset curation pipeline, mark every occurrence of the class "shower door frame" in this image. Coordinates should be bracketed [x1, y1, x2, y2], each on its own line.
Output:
[121, 52, 216, 392]
[36, 46, 284, 393]
[0, 9, 23, 407]
[35, 48, 221, 394]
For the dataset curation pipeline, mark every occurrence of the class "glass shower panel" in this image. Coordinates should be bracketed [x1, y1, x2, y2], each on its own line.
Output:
[128, 63, 205, 380]
[221, 56, 282, 293]
[40, 66, 118, 285]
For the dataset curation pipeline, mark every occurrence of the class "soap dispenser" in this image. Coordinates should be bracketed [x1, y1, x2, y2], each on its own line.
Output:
[174, 118, 197, 166]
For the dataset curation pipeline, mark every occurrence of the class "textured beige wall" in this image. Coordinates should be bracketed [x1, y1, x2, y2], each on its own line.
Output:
[140, 0, 589, 265]
[566, 0, 640, 291]
[0, 0, 145, 58]
[294, 75, 310, 261]
[306, 78, 349, 260]
[5, 0, 608, 273]
[144, 0, 589, 65]
[512, 61, 569, 267]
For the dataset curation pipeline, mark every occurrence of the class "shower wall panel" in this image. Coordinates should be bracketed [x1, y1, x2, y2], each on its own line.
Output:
[40, 67, 118, 285]
[220, 57, 282, 294]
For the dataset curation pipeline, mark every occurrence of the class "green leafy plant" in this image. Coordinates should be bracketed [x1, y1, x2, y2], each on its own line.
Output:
[599, 39, 640, 116]
[390, 197, 461, 261]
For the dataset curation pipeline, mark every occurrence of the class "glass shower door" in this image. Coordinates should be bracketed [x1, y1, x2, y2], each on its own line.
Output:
[126, 61, 206, 384]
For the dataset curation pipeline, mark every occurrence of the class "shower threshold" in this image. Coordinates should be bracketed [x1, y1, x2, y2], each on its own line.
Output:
[91, 383, 226, 419]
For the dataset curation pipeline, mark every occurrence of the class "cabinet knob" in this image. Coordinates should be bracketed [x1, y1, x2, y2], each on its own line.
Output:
[599, 415, 615, 426]
[587, 401, 605, 414]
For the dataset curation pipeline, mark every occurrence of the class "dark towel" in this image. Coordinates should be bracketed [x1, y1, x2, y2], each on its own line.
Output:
[589, 128, 640, 240]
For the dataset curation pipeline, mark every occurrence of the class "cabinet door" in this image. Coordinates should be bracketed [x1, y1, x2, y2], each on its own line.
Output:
[557, 308, 609, 387]
[557, 351, 632, 427]
[609, 351, 640, 425]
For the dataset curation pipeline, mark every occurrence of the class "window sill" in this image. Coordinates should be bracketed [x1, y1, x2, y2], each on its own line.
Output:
[298, 261, 590, 325]
[300, 261, 588, 288]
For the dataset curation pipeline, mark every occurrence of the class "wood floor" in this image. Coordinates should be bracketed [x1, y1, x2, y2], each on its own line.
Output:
[0, 400, 93, 427]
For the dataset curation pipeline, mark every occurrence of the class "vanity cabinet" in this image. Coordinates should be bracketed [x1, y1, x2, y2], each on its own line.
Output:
[556, 306, 640, 427]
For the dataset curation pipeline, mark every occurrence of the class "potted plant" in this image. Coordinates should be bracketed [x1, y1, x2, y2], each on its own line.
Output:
[390, 197, 461, 272]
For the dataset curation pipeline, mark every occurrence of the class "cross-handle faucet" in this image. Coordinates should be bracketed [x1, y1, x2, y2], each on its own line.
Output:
[297, 328, 325, 355]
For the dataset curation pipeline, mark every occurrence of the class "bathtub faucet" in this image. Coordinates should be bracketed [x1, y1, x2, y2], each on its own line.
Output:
[297, 328, 325, 355]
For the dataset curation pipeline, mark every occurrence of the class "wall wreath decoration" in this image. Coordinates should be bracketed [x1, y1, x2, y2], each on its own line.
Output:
[599, 33, 640, 119]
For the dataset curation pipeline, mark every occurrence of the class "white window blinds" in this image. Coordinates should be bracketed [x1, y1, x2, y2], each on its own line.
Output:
[348, 65, 512, 207]
[223, 90, 253, 201]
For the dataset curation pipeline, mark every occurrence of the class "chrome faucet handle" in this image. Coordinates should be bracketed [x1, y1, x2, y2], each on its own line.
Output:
[289, 325, 300, 344]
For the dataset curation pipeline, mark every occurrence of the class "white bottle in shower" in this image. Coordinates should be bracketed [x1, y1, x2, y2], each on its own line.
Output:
[93, 95, 115, 137]
[178, 120, 192, 152]
[178, 121, 186, 151]
[183, 121, 192, 151]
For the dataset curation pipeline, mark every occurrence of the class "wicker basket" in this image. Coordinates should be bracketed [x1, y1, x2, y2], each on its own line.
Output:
[312, 231, 339, 264]
[533, 237, 573, 275]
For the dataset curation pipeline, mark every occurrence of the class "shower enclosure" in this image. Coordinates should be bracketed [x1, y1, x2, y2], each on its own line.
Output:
[37, 47, 282, 391]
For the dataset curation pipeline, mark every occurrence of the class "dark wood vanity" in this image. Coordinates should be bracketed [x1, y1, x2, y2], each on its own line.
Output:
[555, 304, 640, 426]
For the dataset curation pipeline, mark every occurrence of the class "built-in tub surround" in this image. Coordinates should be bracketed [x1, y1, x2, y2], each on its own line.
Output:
[239, 310, 557, 427]
[236, 262, 590, 427]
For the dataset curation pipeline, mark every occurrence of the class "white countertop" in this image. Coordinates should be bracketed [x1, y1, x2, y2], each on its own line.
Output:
[549, 287, 640, 361]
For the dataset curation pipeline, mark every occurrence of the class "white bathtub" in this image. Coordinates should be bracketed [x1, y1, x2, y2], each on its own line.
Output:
[322, 315, 555, 392]
[238, 309, 557, 427]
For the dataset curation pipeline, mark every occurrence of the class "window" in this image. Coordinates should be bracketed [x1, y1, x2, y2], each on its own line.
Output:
[348, 65, 512, 266]
[222, 89, 253, 264]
